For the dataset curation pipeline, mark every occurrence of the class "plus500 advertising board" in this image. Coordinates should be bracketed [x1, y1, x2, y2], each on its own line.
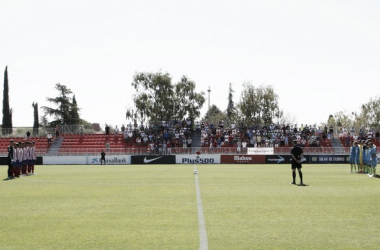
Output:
[176, 154, 220, 164]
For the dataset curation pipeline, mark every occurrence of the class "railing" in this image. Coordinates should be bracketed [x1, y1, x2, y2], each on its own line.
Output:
[0, 124, 97, 138]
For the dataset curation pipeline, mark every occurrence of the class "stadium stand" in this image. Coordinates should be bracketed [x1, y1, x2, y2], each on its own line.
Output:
[0, 136, 52, 155]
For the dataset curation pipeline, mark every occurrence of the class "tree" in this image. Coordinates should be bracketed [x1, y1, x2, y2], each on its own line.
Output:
[128, 72, 174, 124]
[238, 83, 282, 125]
[42, 83, 79, 126]
[277, 112, 297, 126]
[70, 95, 81, 124]
[203, 104, 227, 125]
[173, 76, 205, 125]
[226, 83, 236, 121]
[332, 111, 354, 130]
[355, 97, 380, 130]
[327, 114, 335, 127]
[128, 72, 205, 127]
[40, 114, 49, 127]
[32, 102, 39, 135]
[2, 66, 12, 134]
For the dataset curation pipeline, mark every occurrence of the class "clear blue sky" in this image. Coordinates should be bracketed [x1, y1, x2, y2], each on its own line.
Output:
[1, 0, 379, 129]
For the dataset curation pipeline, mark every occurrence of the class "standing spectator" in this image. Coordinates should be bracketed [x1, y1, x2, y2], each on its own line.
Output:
[249, 137, 254, 147]
[105, 124, 110, 135]
[237, 139, 242, 153]
[55, 125, 60, 138]
[149, 142, 155, 155]
[127, 130, 133, 144]
[217, 138, 222, 148]
[167, 140, 172, 155]
[105, 141, 110, 152]
[26, 131, 31, 140]
[47, 132, 53, 144]
[187, 137, 192, 148]
[143, 135, 149, 146]
[162, 141, 167, 155]
[242, 140, 247, 152]
[158, 140, 163, 155]
[329, 125, 334, 139]
[100, 150, 106, 165]
[121, 124, 125, 133]
[114, 125, 119, 135]
[136, 137, 142, 147]
[124, 129, 128, 143]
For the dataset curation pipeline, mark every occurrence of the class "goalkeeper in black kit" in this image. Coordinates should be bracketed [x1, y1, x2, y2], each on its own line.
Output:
[290, 140, 304, 186]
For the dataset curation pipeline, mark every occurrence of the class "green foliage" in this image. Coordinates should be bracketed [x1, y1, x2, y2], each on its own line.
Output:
[128, 72, 205, 125]
[2, 66, 12, 134]
[70, 95, 81, 124]
[174, 76, 205, 123]
[32, 102, 39, 135]
[238, 83, 282, 125]
[41, 83, 81, 126]
[357, 96, 380, 129]
[226, 83, 235, 121]
[39, 114, 49, 127]
[203, 104, 228, 125]
[332, 111, 354, 129]
[129, 71, 173, 123]
[327, 114, 336, 127]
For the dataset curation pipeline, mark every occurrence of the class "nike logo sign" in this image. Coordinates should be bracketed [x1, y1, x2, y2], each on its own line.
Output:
[143, 156, 163, 163]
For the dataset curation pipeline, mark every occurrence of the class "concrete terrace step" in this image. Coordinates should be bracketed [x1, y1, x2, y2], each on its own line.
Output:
[48, 137, 64, 155]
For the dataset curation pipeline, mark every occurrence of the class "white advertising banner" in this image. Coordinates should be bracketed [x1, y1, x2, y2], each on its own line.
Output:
[247, 148, 274, 155]
[176, 154, 221, 164]
[87, 155, 131, 165]
[43, 155, 131, 165]
[43, 156, 87, 165]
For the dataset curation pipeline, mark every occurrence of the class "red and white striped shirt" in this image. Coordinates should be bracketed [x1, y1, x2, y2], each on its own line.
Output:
[30, 146, 36, 160]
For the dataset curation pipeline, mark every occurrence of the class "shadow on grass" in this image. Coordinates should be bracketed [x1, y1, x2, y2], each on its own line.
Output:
[297, 183, 309, 187]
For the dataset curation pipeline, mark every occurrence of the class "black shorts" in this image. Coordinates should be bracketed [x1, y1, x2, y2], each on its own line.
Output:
[291, 163, 302, 169]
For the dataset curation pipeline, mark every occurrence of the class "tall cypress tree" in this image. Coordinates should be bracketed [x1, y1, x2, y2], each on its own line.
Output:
[70, 95, 80, 124]
[226, 83, 235, 121]
[32, 102, 39, 135]
[2, 66, 12, 135]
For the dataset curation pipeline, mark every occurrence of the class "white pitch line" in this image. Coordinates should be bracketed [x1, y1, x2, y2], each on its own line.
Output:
[194, 165, 208, 250]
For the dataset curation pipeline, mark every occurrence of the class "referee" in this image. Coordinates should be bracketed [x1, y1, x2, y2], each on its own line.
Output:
[100, 150, 106, 165]
[290, 140, 304, 186]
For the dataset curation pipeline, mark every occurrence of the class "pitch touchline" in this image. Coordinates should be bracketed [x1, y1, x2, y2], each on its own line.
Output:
[194, 165, 208, 250]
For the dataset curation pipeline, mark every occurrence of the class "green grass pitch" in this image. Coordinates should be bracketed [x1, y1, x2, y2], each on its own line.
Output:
[1, 164, 380, 249]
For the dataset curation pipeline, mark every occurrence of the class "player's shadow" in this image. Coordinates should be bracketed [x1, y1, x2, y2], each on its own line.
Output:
[373, 175, 380, 179]
[297, 184, 309, 187]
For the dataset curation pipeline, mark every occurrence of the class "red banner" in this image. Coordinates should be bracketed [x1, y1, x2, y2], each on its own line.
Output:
[221, 155, 266, 164]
